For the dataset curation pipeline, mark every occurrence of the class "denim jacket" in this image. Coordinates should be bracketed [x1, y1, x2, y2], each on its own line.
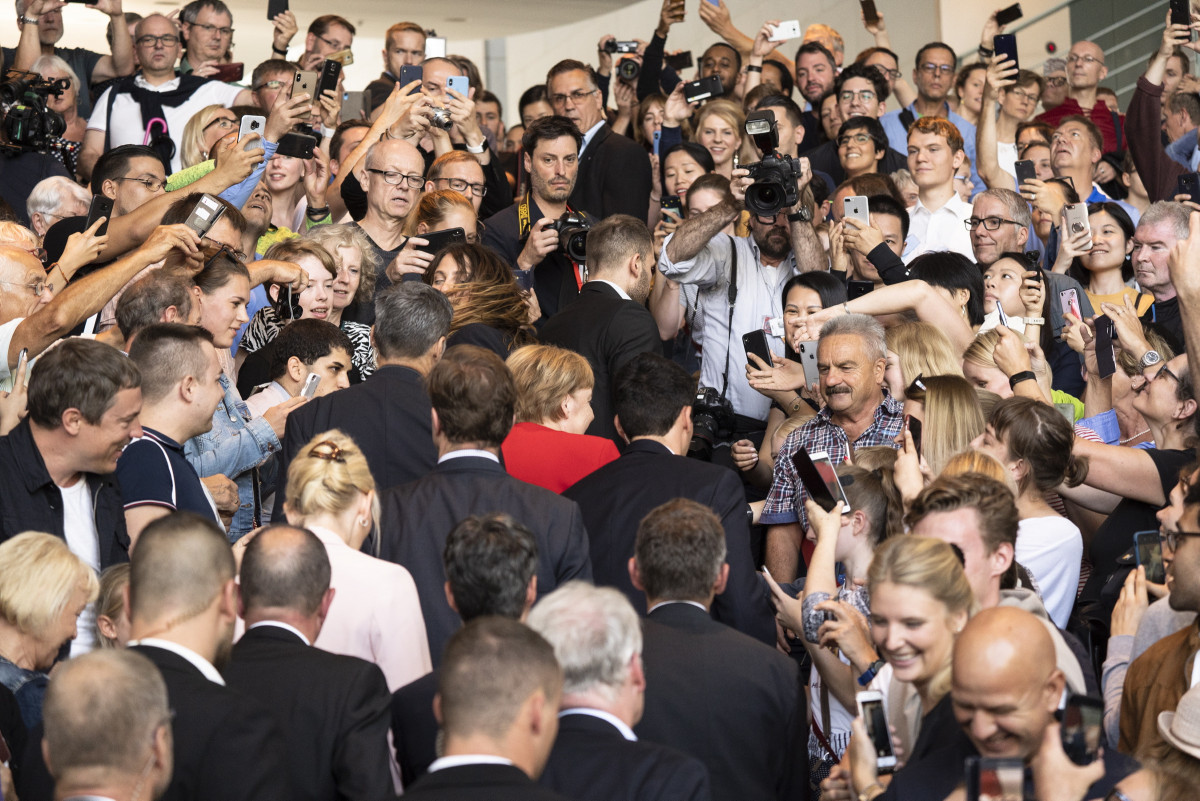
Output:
[183, 372, 279, 539]
[0, 655, 47, 729]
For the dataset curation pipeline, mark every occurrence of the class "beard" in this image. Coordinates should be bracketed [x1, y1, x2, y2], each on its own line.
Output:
[629, 266, 653, 304]
[753, 224, 791, 261]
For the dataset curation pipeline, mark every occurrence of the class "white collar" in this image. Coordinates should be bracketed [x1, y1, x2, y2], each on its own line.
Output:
[438, 449, 499, 464]
[248, 620, 312, 646]
[590, 279, 631, 300]
[913, 192, 968, 215]
[428, 754, 515, 772]
[559, 707, 637, 741]
[131, 638, 225, 685]
[647, 600, 708, 613]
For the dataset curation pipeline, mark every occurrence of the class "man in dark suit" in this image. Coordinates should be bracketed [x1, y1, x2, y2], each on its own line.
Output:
[540, 214, 661, 442]
[631, 499, 806, 801]
[379, 345, 593, 666]
[224, 524, 393, 801]
[528, 582, 711, 801]
[392, 512, 539, 786]
[546, 60, 652, 221]
[402, 617, 568, 801]
[127, 513, 288, 801]
[564, 353, 774, 645]
[273, 282, 453, 518]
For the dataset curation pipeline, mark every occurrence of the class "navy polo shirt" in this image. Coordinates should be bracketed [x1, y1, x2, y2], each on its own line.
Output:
[116, 427, 219, 522]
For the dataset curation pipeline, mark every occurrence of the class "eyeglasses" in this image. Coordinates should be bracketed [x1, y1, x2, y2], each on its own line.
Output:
[203, 117, 237, 133]
[871, 65, 902, 80]
[201, 238, 248, 263]
[113, 176, 167, 192]
[965, 216, 1023, 231]
[1103, 789, 1133, 801]
[188, 21, 234, 37]
[1066, 54, 1103, 66]
[135, 34, 180, 48]
[307, 440, 346, 462]
[252, 80, 285, 92]
[24, 246, 48, 262]
[365, 168, 424, 188]
[1044, 76, 1068, 87]
[1154, 362, 1181, 385]
[433, 177, 488, 197]
[1160, 527, 1200, 551]
[0, 279, 48, 296]
[315, 32, 350, 52]
[919, 63, 954, 76]
[839, 89, 877, 103]
[550, 89, 598, 107]
[1006, 88, 1040, 102]
[837, 133, 874, 147]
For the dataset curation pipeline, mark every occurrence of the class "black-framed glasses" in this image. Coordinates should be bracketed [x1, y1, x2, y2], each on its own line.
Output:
[202, 116, 237, 134]
[113, 176, 167, 192]
[1154, 362, 1181, 385]
[187, 21, 234, 37]
[871, 65, 901, 80]
[201, 237, 248, 263]
[1160, 527, 1200, 551]
[1045, 76, 1068, 87]
[135, 34, 180, 48]
[550, 89, 598, 107]
[315, 32, 350, 52]
[365, 168, 424, 188]
[433, 177, 487, 197]
[919, 63, 954, 75]
[965, 216, 1023, 231]
[0, 278, 48, 296]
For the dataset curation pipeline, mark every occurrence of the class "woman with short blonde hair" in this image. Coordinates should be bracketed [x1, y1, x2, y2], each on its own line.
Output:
[904, 375, 986, 477]
[181, 105, 237, 168]
[695, 98, 745, 179]
[884, 322, 962, 401]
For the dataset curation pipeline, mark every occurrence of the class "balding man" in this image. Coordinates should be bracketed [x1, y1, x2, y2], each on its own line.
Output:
[1036, 40, 1122, 153]
[874, 607, 1135, 800]
[224, 525, 393, 801]
[353, 138, 429, 292]
[528, 582, 710, 801]
[42, 650, 174, 801]
[128, 512, 287, 801]
[403, 617, 569, 801]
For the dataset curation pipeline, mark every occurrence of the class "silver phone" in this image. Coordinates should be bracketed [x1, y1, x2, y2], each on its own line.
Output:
[843, 195, 870, 225]
[300, 372, 320, 399]
[797, 340, 820, 390]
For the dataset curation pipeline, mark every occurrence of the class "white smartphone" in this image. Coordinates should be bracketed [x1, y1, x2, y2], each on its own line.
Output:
[238, 115, 266, 152]
[769, 19, 802, 42]
[843, 195, 870, 226]
[425, 36, 447, 58]
[1062, 203, 1093, 251]
[300, 372, 320, 399]
[857, 691, 898, 773]
[1059, 287, 1081, 319]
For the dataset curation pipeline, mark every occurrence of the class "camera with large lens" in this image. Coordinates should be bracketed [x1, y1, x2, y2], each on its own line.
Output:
[741, 109, 802, 217]
[617, 58, 640, 82]
[0, 69, 67, 152]
[430, 106, 453, 130]
[688, 386, 736, 461]
[550, 212, 591, 262]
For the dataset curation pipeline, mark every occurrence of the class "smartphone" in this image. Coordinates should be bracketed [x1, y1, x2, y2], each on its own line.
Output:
[607, 40, 639, 53]
[661, 194, 683, 216]
[316, 59, 341, 100]
[857, 691, 898, 773]
[1171, 0, 1192, 27]
[652, 128, 662, 157]
[1014, 159, 1036, 188]
[847, 280, 874, 300]
[1059, 287, 1081, 319]
[683, 75, 722, 103]
[1094, 314, 1116, 379]
[1134, 530, 1166, 584]
[797, 340, 820, 390]
[277, 283, 303, 320]
[325, 48, 354, 66]
[859, 0, 880, 25]
[299, 372, 320, 399]
[843, 195, 870, 226]
[743, 329, 773, 367]
[769, 20, 802, 42]
[1061, 695, 1104, 766]
[794, 448, 851, 513]
[414, 227, 466, 255]
[664, 51, 694, 71]
[266, 0, 287, 20]
[995, 298, 1011, 328]
[276, 131, 317, 159]
[341, 90, 365, 121]
[966, 757, 1025, 801]
[906, 415, 923, 455]
[1062, 202, 1093, 251]
[293, 69, 319, 99]
[993, 34, 1019, 72]
[184, 194, 224, 237]
[210, 62, 244, 83]
[994, 2, 1024, 26]
[704, 0, 720, 6]
[238, 115, 265, 152]
[425, 36, 447, 58]
[1177, 172, 1200, 203]
[446, 75, 469, 96]
[85, 194, 114, 236]
[399, 64, 423, 95]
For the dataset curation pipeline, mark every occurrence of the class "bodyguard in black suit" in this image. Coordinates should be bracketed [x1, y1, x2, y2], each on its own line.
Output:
[126, 513, 288, 801]
[379, 346, 592, 666]
[564, 353, 775, 644]
[540, 215, 662, 441]
[224, 525, 394, 801]
[629, 500, 806, 801]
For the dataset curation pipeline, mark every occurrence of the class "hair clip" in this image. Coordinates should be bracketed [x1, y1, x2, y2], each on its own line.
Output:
[307, 441, 345, 462]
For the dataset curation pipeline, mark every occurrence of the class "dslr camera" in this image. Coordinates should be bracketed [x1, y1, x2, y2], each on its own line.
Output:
[617, 58, 640, 82]
[741, 109, 803, 217]
[688, 386, 736, 461]
[0, 69, 68, 153]
[550, 212, 591, 263]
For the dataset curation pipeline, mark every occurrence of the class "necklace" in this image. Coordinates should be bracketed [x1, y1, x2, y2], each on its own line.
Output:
[1120, 428, 1151, 444]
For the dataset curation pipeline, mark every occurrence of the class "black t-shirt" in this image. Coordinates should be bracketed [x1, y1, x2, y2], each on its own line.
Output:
[1141, 295, 1185, 355]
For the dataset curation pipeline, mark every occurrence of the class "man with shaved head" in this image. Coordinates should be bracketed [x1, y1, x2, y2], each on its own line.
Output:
[1035, 40, 1122, 153]
[354, 137, 429, 291]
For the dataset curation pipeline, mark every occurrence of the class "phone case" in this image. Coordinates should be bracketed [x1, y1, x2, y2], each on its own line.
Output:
[400, 65, 423, 94]
[843, 195, 870, 225]
[267, 0, 287, 19]
[1059, 288, 1081, 319]
[414, 227, 467, 254]
[742, 331, 773, 366]
[239, 115, 265, 151]
[684, 76, 722, 103]
[993, 34, 1019, 72]
[185, 195, 224, 236]
[293, 70, 318, 98]
[769, 20, 801, 42]
[1014, 159, 1036, 187]
[1134, 531, 1166, 584]
[860, 0, 879, 25]
[995, 2, 1023, 26]
[797, 340, 820, 389]
[1063, 203, 1093, 250]
[317, 60, 341, 98]
[85, 195, 114, 236]
[1094, 315, 1116, 378]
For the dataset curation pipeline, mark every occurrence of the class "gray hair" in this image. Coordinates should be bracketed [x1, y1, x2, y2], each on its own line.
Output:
[27, 175, 89, 220]
[303, 223, 381, 304]
[975, 188, 1032, 230]
[526, 582, 642, 702]
[1138, 201, 1191, 242]
[820, 313, 887, 362]
[374, 281, 453, 360]
[31, 54, 80, 91]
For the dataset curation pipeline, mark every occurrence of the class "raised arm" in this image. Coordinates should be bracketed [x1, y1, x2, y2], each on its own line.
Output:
[977, 55, 1016, 190]
[806, 279, 976, 351]
[89, 0, 134, 82]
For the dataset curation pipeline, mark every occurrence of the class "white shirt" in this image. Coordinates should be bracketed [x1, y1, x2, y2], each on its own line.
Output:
[590, 279, 630, 300]
[439, 449, 499, 464]
[560, 707, 637, 741]
[60, 478, 100, 656]
[903, 192, 974, 264]
[131, 637, 225, 685]
[248, 620, 311, 646]
[428, 755, 514, 773]
[579, 119, 605, 156]
[1016, 516, 1083, 629]
[996, 141, 1019, 186]
[86, 74, 243, 172]
[647, 600, 708, 613]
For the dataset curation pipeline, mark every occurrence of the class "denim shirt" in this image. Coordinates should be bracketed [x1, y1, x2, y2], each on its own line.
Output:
[183, 372, 279, 539]
[0, 654, 48, 729]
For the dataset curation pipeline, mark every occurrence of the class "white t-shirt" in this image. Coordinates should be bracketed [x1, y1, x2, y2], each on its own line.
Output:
[86, 75, 243, 173]
[997, 141, 1019, 186]
[60, 478, 100, 656]
[0, 317, 23, 393]
[1016, 516, 1083, 629]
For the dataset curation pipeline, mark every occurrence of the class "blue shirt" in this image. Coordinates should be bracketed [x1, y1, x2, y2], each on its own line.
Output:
[117, 426, 219, 522]
[880, 102, 982, 198]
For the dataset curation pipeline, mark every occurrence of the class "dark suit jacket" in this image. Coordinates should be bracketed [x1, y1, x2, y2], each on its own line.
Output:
[539, 281, 661, 441]
[222, 625, 393, 801]
[569, 123, 652, 222]
[404, 762, 570, 801]
[273, 364, 436, 518]
[540, 712, 711, 801]
[481, 196, 582, 320]
[634, 603, 806, 801]
[131, 644, 287, 801]
[563, 440, 774, 644]
[391, 669, 439, 788]
[379, 455, 593, 665]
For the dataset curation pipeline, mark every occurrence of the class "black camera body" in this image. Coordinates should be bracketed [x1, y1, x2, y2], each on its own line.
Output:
[603, 40, 640, 54]
[742, 109, 802, 217]
[688, 386, 736, 461]
[0, 70, 67, 152]
[550, 212, 590, 262]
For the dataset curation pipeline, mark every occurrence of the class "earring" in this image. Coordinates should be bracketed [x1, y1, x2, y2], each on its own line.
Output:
[356, 516, 369, 528]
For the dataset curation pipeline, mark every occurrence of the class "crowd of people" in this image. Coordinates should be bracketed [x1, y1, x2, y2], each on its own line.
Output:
[3, 0, 1200, 800]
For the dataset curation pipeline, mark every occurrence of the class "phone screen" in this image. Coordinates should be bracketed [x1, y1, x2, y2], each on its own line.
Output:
[812, 452, 850, 511]
[792, 449, 838, 511]
[1135, 531, 1166, 584]
[1061, 696, 1103, 766]
[860, 699, 895, 766]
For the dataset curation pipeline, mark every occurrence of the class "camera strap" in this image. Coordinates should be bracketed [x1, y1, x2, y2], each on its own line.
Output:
[719, 234, 738, 401]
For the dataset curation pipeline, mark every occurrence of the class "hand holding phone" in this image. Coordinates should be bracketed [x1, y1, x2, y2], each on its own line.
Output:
[857, 692, 897, 773]
[300, 372, 320, 399]
[743, 329, 774, 368]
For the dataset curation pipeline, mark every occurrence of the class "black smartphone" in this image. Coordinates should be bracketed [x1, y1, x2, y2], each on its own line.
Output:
[1172, 0, 1192, 27]
[966, 756, 1025, 801]
[906, 415, 923, 455]
[399, 64, 423, 94]
[1094, 314, 1116, 379]
[683, 75, 722, 103]
[267, 0, 288, 20]
[316, 59, 341, 100]
[1135, 530, 1166, 584]
[276, 131, 317, 159]
[860, 0, 880, 26]
[664, 51, 694, 72]
[857, 692, 897, 773]
[85, 194, 114, 236]
[414, 227, 467, 255]
[1061, 695, 1104, 766]
[273, 283, 303, 320]
[662, 195, 684, 216]
[993, 34, 1019, 72]
[994, 2, 1023, 26]
[847, 280, 874, 300]
[1014, 159, 1037, 188]
[793, 448, 850, 513]
[1177, 172, 1200, 203]
[742, 329, 773, 367]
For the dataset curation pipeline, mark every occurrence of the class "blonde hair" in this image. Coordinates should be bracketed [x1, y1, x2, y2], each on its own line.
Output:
[506, 344, 594, 424]
[868, 536, 977, 706]
[402, 189, 476, 237]
[697, 99, 745, 143]
[303, 224, 380, 304]
[95, 563, 130, 649]
[963, 329, 1056, 389]
[0, 531, 99, 635]
[941, 450, 1011, 486]
[181, 105, 231, 169]
[284, 430, 380, 544]
[905, 375, 984, 476]
[0, 221, 39, 250]
[886, 322, 963, 392]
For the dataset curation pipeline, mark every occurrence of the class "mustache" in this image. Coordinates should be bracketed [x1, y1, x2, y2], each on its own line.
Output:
[827, 386, 851, 395]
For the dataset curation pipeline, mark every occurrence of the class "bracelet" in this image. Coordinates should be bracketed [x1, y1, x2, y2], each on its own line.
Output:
[977, 45, 994, 57]
[1022, 316, 1045, 326]
[464, 141, 485, 154]
[272, 46, 288, 56]
[746, 64, 763, 73]
[20, 15, 38, 25]
[789, 395, 804, 414]
[858, 782, 886, 801]
[1008, 370, 1037, 389]
[306, 205, 330, 219]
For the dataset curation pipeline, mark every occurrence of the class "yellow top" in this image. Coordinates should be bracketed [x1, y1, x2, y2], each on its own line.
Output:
[1085, 286, 1153, 316]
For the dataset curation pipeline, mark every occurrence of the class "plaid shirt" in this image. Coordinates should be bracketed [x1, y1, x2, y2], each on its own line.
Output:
[761, 393, 905, 529]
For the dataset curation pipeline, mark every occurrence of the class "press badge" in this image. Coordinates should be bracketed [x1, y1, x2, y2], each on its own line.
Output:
[768, 317, 785, 337]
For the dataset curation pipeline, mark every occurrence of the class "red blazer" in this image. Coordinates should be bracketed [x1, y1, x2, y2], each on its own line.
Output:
[502, 422, 620, 493]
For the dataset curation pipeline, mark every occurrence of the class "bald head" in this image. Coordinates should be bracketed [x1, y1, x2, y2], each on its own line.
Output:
[238, 524, 331, 617]
[361, 138, 425, 222]
[129, 512, 235, 626]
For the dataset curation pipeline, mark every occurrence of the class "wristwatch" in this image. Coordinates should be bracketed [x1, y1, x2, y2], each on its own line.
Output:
[1008, 370, 1037, 389]
[1140, 350, 1163, 368]
[1021, 316, 1045, 326]
[787, 206, 812, 223]
[857, 658, 886, 686]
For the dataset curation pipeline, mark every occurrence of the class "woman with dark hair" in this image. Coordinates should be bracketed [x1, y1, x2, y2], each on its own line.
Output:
[423, 243, 536, 358]
[660, 141, 716, 205]
[836, 116, 888, 179]
[1053, 202, 1150, 314]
